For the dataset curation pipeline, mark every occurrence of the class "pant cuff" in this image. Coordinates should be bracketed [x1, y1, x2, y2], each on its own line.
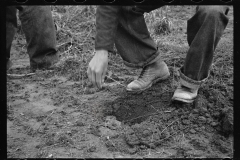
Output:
[123, 50, 161, 69]
[179, 69, 207, 90]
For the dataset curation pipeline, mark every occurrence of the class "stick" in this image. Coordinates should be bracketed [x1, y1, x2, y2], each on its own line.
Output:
[105, 76, 126, 87]
[124, 112, 160, 123]
[7, 73, 36, 78]
[7, 70, 54, 79]
[159, 119, 178, 135]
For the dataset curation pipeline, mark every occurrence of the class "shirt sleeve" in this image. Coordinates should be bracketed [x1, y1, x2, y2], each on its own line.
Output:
[95, 6, 121, 52]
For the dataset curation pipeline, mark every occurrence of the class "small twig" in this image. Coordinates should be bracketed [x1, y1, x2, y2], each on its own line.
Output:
[7, 70, 54, 79]
[105, 75, 126, 87]
[156, 130, 181, 144]
[35, 110, 55, 133]
[150, 105, 161, 113]
[7, 73, 36, 78]
[159, 119, 178, 136]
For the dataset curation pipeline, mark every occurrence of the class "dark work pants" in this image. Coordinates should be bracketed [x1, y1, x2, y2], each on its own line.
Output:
[6, 6, 58, 69]
[115, 5, 229, 84]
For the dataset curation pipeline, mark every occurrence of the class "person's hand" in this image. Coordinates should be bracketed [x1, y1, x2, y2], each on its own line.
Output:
[87, 50, 108, 88]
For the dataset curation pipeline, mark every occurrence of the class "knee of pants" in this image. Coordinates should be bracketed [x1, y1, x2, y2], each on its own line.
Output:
[197, 5, 229, 16]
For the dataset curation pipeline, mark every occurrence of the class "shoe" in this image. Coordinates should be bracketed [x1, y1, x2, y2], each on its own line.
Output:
[172, 85, 199, 103]
[30, 53, 59, 72]
[126, 60, 170, 92]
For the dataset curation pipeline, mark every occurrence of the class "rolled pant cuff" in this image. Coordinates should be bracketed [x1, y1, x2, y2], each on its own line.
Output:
[123, 51, 161, 69]
[179, 69, 207, 90]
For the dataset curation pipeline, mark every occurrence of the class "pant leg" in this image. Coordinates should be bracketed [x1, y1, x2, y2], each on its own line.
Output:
[17, 6, 58, 69]
[114, 6, 163, 68]
[181, 6, 229, 82]
[6, 6, 17, 62]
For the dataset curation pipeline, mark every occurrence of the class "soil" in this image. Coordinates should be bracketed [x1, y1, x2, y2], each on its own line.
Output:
[7, 6, 233, 158]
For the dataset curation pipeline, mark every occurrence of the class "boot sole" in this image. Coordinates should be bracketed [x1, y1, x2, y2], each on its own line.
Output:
[126, 73, 170, 93]
[171, 97, 195, 104]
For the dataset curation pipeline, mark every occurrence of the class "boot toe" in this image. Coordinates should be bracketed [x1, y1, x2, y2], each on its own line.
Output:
[126, 81, 141, 91]
[172, 87, 197, 103]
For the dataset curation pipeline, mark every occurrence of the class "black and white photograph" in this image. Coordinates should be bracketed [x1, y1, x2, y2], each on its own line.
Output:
[6, 1, 234, 158]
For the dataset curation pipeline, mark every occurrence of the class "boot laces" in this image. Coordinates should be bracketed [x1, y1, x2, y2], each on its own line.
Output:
[138, 66, 150, 81]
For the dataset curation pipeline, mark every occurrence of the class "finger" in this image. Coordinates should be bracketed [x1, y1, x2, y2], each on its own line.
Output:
[92, 70, 97, 87]
[87, 67, 94, 86]
[102, 67, 107, 84]
[96, 71, 102, 89]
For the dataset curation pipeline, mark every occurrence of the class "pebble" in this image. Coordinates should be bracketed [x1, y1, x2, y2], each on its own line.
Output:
[140, 145, 146, 149]
[195, 127, 199, 131]
[193, 109, 199, 113]
[87, 146, 97, 152]
[201, 107, 208, 113]
[205, 113, 211, 118]
[182, 119, 190, 125]
[75, 120, 85, 127]
[199, 116, 207, 123]
[207, 118, 212, 124]
[128, 147, 137, 154]
[190, 129, 196, 134]
[211, 122, 218, 127]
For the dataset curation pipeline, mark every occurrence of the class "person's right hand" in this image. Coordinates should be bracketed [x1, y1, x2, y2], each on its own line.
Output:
[87, 50, 108, 89]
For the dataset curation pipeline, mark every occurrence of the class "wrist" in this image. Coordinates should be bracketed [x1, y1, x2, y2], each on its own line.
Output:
[95, 49, 108, 56]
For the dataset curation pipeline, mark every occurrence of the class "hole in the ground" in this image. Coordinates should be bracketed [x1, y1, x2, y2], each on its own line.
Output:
[107, 99, 169, 125]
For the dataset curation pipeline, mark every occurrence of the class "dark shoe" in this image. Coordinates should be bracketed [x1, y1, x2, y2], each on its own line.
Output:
[126, 60, 170, 92]
[30, 53, 59, 72]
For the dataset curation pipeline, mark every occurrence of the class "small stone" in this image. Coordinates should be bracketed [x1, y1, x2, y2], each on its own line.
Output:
[212, 111, 220, 118]
[207, 118, 212, 124]
[211, 122, 218, 127]
[201, 126, 205, 130]
[142, 130, 151, 137]
[201, 107, 208, 113]
[182, 119, 190, 125]
[149, 143, 156, 149]
[87, 145, 97, 152]
[190, 129, 196, 134]
[205, 113, 211, 118]
[193, 109, 199, 113]
[76, 120, 84, 127]
[128, 147, 137, 154]
[199, 116, 207, 123]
